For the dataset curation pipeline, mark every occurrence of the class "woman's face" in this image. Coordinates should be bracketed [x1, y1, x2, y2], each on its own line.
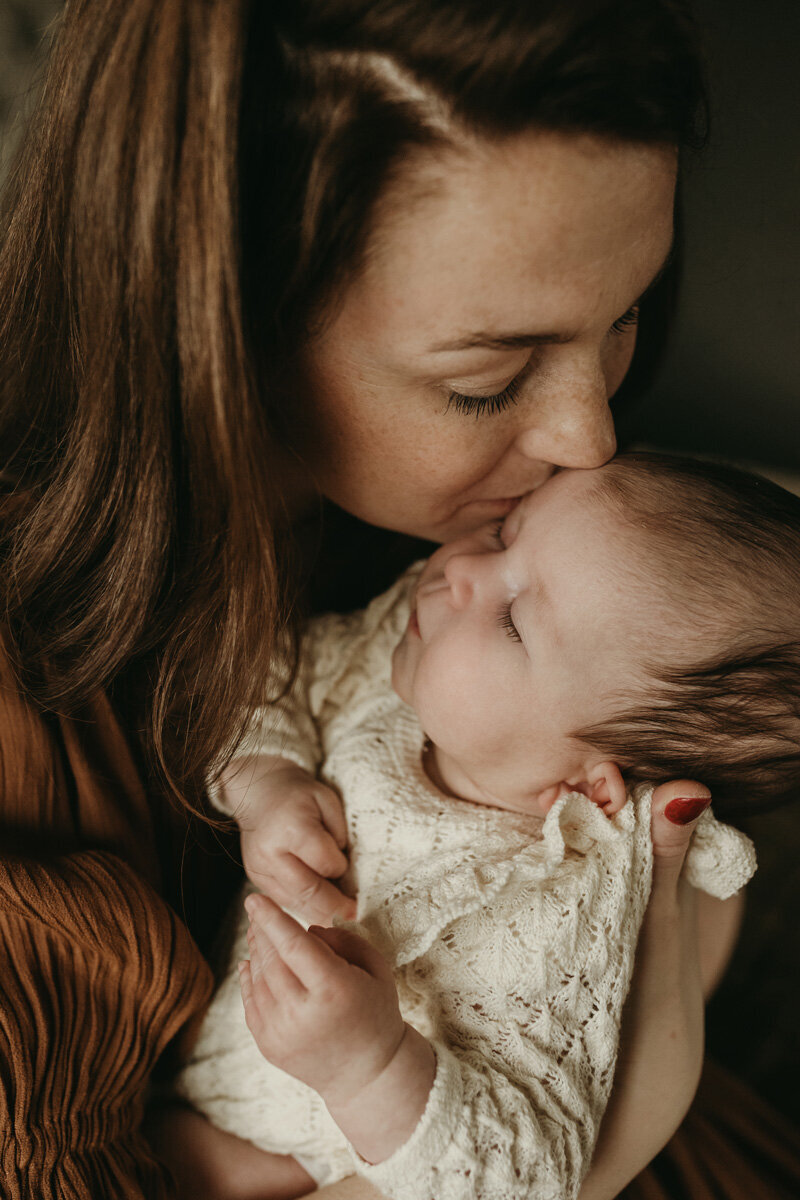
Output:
[298, 130, 677, 542]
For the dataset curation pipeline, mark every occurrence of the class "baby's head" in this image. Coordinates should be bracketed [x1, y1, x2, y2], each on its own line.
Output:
[391, 452, 800, 820]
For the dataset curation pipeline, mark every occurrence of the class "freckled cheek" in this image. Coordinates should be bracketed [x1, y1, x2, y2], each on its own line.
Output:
[313, 386, 512, 487]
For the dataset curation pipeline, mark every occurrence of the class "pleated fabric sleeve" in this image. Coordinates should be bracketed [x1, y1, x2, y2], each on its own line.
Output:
[0, 637, 214, 1199]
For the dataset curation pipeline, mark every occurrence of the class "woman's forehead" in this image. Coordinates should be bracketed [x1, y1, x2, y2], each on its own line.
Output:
[339, 131, 677, 352]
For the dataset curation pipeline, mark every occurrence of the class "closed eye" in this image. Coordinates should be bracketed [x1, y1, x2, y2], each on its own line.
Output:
[447, 378, 521, 418]
[446, 356, 536, 419]
[489, 518, 506, 546]
[610, 304, 640, 335]
[496, 604, 522, 643]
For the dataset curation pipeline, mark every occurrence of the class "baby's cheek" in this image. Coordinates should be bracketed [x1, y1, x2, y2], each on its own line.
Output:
[390, 639, 413, 704]
[412, 650, 488, 753]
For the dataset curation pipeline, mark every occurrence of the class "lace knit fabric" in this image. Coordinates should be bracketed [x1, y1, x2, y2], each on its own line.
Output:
[178, 567, 757, 1200]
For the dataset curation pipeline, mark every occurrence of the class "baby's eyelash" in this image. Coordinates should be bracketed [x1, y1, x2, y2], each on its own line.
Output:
[610, 304, 640, 336]
[497, 604, 522, 643]
[490, 519, 505, 545]
[447, 377, 521, 418]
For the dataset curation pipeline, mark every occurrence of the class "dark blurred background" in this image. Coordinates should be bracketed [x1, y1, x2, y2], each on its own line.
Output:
[623, 0, 800, 473]
[1, 0, 798, 1123]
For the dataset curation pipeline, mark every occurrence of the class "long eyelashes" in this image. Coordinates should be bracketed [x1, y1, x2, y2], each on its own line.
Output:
[610, 304, 640, 335]
[496, 604, 522, 643]
[447, 377, 522, 418]
[447, 306, 639, 418]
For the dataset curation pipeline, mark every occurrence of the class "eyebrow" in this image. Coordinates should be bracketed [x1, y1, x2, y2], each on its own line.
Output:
[426, 242, 675, 355]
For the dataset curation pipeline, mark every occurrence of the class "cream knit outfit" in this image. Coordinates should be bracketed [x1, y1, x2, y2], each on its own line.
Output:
[177, 566, 756, 1200]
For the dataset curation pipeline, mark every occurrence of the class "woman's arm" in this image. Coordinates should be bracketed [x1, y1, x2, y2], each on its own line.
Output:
[577, 784, 742, 1200]
[578, 887, 743, 1200]
[0, 849, 213, 1199]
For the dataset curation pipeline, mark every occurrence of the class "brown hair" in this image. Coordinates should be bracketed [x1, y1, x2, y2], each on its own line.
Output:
[577, 453, 800, 817]
[0, 1, 706, 809]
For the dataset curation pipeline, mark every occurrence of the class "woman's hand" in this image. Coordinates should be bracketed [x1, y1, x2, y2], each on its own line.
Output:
[577, 779, 740, 1200]
[220, 755, 357, 925]
[241, 895, 436, 1165]
[143, 1100, 317, 1200]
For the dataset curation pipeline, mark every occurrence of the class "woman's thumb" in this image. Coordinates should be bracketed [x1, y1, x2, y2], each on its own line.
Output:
[650, 779, 712, 878]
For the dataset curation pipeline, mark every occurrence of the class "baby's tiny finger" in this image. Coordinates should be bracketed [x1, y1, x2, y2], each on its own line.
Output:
[245, 917, 269, 980]
[274, 855, 357, 925]
[246, 900, 306, 997]
[313, 786, 350, 851]
[246, 894, 343, 992]
[300, 825, 349, 879]
[239, 958, 265, 1007]
[239, 958, 275, 1032]
[239, 959, 254, 1006]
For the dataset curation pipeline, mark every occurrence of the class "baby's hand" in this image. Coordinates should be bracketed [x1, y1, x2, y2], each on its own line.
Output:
[222, 756, 356, 925]
[240, 894, 406, 1110]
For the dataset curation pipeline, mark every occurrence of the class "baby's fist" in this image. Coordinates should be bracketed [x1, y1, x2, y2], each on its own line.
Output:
[225, 756, 356, 925]
[240, 895, 405, 1109]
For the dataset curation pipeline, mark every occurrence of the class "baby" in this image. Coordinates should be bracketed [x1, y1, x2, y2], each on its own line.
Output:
[176, 453, 800, 1200]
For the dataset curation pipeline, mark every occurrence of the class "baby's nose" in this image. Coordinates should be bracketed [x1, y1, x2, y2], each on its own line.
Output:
[443, 554, 476, 609]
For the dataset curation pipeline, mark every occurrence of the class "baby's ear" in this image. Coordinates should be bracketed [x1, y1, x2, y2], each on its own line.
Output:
[585, 761, 627, 815]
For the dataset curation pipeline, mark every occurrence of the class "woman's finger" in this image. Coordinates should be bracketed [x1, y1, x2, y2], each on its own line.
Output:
[245, 901, 306, 999]
[650, 778, 711, 885]
[246, 894, 343, 991]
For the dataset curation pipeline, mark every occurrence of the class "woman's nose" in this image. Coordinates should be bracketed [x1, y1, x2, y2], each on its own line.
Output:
[514, 354, 617, 469]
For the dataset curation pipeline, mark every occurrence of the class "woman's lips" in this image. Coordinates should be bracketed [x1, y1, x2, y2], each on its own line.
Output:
[465, 495, 525, 516]
[492, 496, 525, 515]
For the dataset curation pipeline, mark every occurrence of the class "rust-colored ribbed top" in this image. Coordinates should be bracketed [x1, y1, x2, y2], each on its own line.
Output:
[0, 640, 216, 1198]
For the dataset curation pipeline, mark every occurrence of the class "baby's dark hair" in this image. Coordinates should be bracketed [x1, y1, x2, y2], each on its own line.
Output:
[575, 452, 800, 818]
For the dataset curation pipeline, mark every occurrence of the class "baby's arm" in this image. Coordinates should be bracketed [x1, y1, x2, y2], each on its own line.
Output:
[219, 755, 356, 924]
[214, 597, 406, 924]
[241, 894, 436, 1166]
[240, 887, 610, 1200]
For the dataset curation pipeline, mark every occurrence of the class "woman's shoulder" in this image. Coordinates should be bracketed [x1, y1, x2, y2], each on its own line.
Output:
[0, 616, 166, 886]
[0, 622, 69, 835]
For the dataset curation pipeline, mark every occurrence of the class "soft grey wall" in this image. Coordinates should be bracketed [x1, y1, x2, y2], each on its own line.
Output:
[624, 0, 800, 469]
[0, 0, 59, 178]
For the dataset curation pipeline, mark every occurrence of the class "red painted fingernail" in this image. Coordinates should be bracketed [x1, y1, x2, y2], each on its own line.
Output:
[664, 797, 711, 825]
